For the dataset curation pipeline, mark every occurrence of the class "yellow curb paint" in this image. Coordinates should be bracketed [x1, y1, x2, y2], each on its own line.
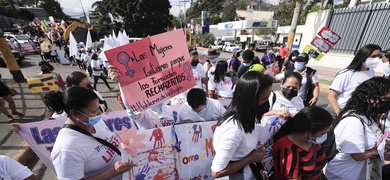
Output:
[12, 144, 35, 165]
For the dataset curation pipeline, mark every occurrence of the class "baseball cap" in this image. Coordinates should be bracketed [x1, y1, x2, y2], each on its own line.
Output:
[232, 48, 241, 53]
[248, 64, 265, 73]
[295, 53, 309, 62]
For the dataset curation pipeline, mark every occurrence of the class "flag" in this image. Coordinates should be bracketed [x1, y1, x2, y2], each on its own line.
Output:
[86, 30, 93, 49]
[69, 32, 78, 57]
[44, 19, 50, 27]
[119, 30, 129, 46]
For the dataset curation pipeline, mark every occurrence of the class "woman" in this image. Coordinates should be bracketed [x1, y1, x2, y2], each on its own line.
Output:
[229, 48, 241, 83]
[66, 71, 111, 113]
[272, 106, 333, 180]
[275, 53, 320, 106]
[325, 77, 390, 179]
[208, 61, 234, 99]
[91, 54, 114, 91]
[0, 80, 24, 121]
[265, 71, 304, 118]
[327, 44, 381, 116]
[281, 50, 299, 72]
[51, 87, 133, 179]
[211, 71, 273, 179]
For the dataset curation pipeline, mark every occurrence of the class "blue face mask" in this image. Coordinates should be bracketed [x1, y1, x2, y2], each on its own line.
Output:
[243, 63, 251, 67]
[294, 61, 305, 70]
[77, 111, 102, 126]
[151, 103, 163, 114]
[310, 133, 327, 144]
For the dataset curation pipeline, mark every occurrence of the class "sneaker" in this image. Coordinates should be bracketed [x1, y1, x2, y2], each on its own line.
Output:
[109, 87, 115, 91]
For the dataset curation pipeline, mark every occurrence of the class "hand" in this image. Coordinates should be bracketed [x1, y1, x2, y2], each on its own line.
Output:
[105, 108, 113, 114]
[108, 65, 120, 81]
[308, 97, 318, 106]
[275, 110, 290, 120]
[10, 123, 21, 134]
[248, 148, 266, 163]
[113, 161, 134, 176]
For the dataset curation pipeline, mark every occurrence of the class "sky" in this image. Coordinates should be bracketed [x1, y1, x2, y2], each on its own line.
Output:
[58, 0, 191, 17]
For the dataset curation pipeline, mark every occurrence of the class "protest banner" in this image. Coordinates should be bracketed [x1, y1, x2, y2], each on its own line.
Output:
[17, 110, 138, 175]
[303, 45, 325, 61]
[317, 27, 341, 46]
[26, 74, 59, 93]
[117, 121, 217, 180]
[303, 26, 341, 61]
[310, 36, 333, 53]
[105, 29, 196, 113]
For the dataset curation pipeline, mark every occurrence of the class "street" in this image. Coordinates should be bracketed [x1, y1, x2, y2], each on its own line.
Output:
[0, 51, 330, 179]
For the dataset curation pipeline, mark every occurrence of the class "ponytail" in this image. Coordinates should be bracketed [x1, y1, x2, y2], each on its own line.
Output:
[43, 91, 66, 114]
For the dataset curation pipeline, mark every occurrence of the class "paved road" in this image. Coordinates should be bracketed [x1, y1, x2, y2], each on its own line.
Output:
[0, 52, 330, 179]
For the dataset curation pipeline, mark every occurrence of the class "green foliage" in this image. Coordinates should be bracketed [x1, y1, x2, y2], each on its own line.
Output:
[186, 0, 225, 20]
[210, 15, 222, 25]
[273, 0, 304, 26]
[254, 28, 276, 36]
[221, 4, 237, 22]
[18, 9, 36, 21]
[39, 0, 66, 19]
[194, 32, 215, 47]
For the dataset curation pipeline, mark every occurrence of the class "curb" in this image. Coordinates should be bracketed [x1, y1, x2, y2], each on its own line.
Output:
[12, 143, 35, 165]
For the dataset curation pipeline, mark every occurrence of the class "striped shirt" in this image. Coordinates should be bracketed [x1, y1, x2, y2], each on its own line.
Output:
[272, 136, 326, 180]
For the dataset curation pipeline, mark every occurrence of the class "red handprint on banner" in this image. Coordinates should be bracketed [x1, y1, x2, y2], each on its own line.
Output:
[149, 128, 165, 149]
[147, 149, 165, 164]
[192, 124, 202, 143]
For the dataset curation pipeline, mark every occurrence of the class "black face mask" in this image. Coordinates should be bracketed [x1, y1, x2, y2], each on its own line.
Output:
[256, 101, 270, 119]
[376, 100, 390, 114]
[281, 88, 298, 99]
[41, 69, 51, 74]
[191, 60, 199, 67]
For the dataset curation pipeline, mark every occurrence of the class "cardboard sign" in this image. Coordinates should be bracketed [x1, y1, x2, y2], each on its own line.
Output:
[303, 45, 325, 61]
[317, 26, 341, 45]
[105, 30, 196, 113]
[310, 36, 334, 53]
[26, 74, 59, 93]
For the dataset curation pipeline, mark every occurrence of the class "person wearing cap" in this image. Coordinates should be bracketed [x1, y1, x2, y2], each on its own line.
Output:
[228, 48, 241, 83]
[248, 64, 265, 73]
[208, 61, 234, 99]
[382, 49, 390, 79]
[275, 53, 319, 106]
[204, 49, 221, 79]
[236, 50, 255, 79]
[260, 46, 276, 68]
[327, 44, 381, 117]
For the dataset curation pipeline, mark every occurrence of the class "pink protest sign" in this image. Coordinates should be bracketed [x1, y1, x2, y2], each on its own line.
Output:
[310, 36, 334, 53]
[105, 30, 196, 113]
[317, 26, 341, 45]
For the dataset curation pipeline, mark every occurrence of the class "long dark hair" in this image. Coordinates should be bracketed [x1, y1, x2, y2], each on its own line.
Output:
[342, 44, 381, 73]
[38, 61, 54, 71]
[212, 60, 229, 83]
[338, 77, 390, 125]
[66, 71, 88, 87]
[217, 71, 273, 133]
[273, 106, 333, 142]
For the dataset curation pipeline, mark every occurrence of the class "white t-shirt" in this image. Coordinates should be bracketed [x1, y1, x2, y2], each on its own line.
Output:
[329, 69, 375, 108]
[208, 75, 233, 98]
[84, 54, 92, 64]
[91, 60, 102, 76]
[0, 155, 33, 180]
[176, 98, 226, 123]
[150, 105, 175, 127]
[51, 120, 121, 180]
[324, 115, 384, 180]
[192, 64, 206, 89]
[205, 59, 221, 79]
[276, 68, 319, 101]
[50, 47, 57, 56]
[269, 91, 304, 116]
[211, 117, 259, 179]
[80, 53, 87, 62]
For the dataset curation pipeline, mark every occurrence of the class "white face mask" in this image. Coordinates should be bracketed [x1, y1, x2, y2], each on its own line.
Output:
[363, 57, 380, 69]
[383, 61, 390, 74]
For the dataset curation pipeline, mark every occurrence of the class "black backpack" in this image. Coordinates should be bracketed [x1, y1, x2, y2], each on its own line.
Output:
[321, 113, 365, 162]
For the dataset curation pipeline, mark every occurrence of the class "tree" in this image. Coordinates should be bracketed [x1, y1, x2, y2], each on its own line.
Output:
[273, 0, 297, 26]
[210, 15, 222, 25]
[39, 0, 66, 19]
[186, 0, 225, 20]
[94, 0, 172, 37]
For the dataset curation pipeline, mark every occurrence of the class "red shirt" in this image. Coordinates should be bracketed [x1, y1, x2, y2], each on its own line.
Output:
[280, 47, 289, 59]
[272, 136, 326, 180]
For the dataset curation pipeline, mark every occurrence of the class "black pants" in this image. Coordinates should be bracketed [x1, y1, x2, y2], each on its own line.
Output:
[93, 74, 111, 91]
[51, 55, 59, 63]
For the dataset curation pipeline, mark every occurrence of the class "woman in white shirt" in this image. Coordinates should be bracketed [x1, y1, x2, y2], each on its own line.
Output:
[51, 87, 133, 179]
[208, 61, 234, 99]
[211, 71, 273, 179]
[325, 77, 390, 179]
[327, 44, 382, 116]
[91, 54, 114, 91]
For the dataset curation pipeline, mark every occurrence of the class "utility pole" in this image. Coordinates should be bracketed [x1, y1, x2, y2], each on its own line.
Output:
[179, 0, 189, 25]
[285, 0, 302, 59]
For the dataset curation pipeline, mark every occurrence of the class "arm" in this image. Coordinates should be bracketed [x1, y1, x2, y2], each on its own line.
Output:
[84, 161, 134, 180]
[201, 77, 208, 91]
[263, 109, 290, 120]
[229, 65, 237, 75]
[208, 90, 216, 99]
[309, 83, 320, 106]
[327, 90, 341, 116]
[351, 148, 378, 161]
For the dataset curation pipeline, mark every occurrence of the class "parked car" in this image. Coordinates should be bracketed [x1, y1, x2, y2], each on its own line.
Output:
[4, 33, 39, 54]
[0, 49, 25, 67]
[211, 44, 223, 50]
[223, 44, 240, 52]
[256, 40, 272, 52]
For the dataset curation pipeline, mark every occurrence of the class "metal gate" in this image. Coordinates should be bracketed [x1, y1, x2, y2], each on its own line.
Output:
[327, 3, 390, 54]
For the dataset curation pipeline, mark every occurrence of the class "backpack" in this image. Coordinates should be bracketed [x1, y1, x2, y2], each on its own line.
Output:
[304, 67, 317, 106]
[321, 113, 365, 162]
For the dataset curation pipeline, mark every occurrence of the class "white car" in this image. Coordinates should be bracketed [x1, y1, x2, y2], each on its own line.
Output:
[223, 44, 239, 52]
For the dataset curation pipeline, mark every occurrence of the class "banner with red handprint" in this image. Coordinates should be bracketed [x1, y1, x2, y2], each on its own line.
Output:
[117, 121, 217, 180]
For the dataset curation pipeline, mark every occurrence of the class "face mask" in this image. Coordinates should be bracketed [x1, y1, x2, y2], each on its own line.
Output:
[294, 62, 305, 70]
[151, 104, 163, 114]
[383, 62, 390, 74]
[292, 56, 297, 60]
[197, 106, 206, 114]
[226, 68, 230, 74]
[191, 60, 199, 67]
[77, 111, 102, 126]
[363, 57, 380, 69]
[41, 69, 50, 74]
[210, 58, 217, 64]
[243, 63, 251, 67]
[310, 133, 327, 144]
[256, 101, 270, 119]
[268, 50, 274, 54]
[375, 100, 390, 114]
[281, 88, 298, 99]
